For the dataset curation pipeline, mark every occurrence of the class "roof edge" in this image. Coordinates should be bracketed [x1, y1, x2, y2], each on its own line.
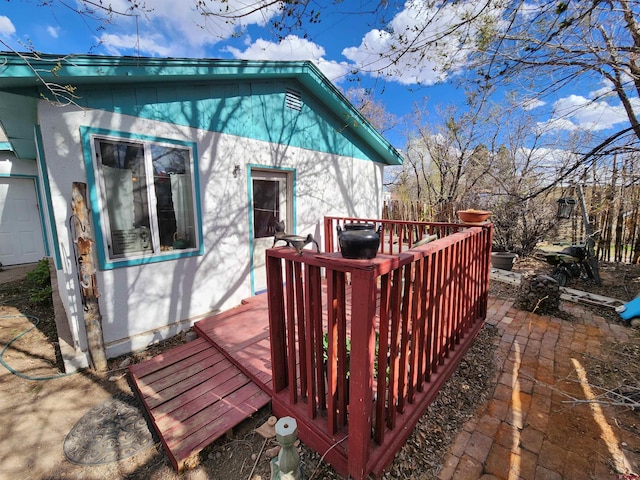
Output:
[0, 52, 403, 165]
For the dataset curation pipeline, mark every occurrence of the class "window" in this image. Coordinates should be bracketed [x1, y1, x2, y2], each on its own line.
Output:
[252, 179, 281, 238]
[90, 134, 199, 265]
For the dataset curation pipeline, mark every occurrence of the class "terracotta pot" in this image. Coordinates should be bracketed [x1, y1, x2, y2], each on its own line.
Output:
[457, 210, 491, 223]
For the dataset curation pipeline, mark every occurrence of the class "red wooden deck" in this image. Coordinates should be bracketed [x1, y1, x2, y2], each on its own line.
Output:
[130, 218, 491, 478]
[128, 334, 270, 471]
[193, 297, 274, 394]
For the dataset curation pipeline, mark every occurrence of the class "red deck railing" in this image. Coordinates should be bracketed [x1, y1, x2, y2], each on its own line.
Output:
[266, 217, 493, 479]
[324, 216, 468, 255]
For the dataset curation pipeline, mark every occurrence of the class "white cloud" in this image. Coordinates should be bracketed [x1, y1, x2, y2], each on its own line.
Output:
[226, 35, 325, 61]
[98, 33, 175, 57]
[520, 146, 574, 165]
[589, 85, 614, 100]
[539, 94, 636, 133]
[537, 116, 579, 134]
[225, 35, 352, 82]
[521, 98, 546, 111]
[47, 26, 60, 39]
[97, 0, 282, 57]
[0, 15, 16, 38]
[342, 1, 501, 85]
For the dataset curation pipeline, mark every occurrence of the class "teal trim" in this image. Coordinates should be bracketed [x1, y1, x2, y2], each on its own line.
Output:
[292, 169, 297, 232]
[247, 165, 297, 295]
[0, 173, 37, 178]
[79, 127, 103, 263]
[0, 53, 402, 166]
[81, 82, 382, 163]
[0, 171, 51, 263]
[98, 249, 203, 270]
[247, 164, 297, 233]
[80, 126, 204, 270]
[247, 171, 255, 294]
[35, 126, 60, 267]
[33, 127, 54, 263]
[0, 142, 13, 152]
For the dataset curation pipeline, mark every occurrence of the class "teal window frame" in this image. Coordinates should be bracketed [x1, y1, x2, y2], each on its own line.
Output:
[81, 126, 204, 270]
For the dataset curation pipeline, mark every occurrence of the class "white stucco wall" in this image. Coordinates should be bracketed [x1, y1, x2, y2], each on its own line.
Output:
[0, 151, 37, 175]
[37, 101, 384, 360]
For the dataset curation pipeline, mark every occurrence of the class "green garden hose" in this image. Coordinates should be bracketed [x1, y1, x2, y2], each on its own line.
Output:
[0, 314, 76, 380]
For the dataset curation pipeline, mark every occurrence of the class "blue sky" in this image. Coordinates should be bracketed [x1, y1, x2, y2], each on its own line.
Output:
[0, 1, 632, 150]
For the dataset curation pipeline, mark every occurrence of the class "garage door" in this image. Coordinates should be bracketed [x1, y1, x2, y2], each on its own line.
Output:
[0, 177, 45, 266]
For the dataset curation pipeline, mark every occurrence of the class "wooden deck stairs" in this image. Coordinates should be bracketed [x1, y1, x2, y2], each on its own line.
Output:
[128, 302, 271, 471]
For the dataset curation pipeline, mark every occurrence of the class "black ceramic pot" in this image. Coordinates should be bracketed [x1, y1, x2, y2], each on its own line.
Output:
[337, 223, 381, 259]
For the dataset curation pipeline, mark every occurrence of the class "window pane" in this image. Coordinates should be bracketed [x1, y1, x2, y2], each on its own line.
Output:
[253, 179, 280, 238]
[96, 140, 153, 256]
[151, 145, 196, 250]
[93, 135, 199, 262]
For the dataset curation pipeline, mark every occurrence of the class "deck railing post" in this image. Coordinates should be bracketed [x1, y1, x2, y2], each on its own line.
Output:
[266, 252, 288, 393]
[347, 266, 378, 480]
[324, 217, 334, 253]
[483, 225, 494, 315]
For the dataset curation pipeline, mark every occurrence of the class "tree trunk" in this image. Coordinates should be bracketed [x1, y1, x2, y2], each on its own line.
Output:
[71, 182, 107, 372]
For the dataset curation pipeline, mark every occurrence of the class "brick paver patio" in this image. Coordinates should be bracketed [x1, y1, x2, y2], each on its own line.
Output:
[439, 296, 640, 479]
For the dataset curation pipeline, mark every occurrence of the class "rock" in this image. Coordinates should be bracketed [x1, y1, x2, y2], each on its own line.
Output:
[185, 331, 198, 342]
[265, 445, 281, 458]
[516, 274, 561, 314]
[255, 415, 278, 438]
[118, 357, 132, 368]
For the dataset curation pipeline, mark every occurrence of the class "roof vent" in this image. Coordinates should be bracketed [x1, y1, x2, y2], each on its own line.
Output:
[285, 88, 303, 112]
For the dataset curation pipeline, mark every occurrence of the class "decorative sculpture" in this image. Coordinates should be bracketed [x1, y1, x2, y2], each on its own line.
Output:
[272, 221, 319, 255]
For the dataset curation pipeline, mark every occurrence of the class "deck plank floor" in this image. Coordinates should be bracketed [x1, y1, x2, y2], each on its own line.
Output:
[131, 288, 367, 473]
[129, 337, 270, 471]
[194, 299, 274, 393]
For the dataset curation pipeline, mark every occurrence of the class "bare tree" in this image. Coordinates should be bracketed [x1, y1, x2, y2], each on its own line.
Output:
[391, 97, 569, 253]
[344, 87, 399, 134]
[394, 99, 496, 221]
[370, 1, 640, 170]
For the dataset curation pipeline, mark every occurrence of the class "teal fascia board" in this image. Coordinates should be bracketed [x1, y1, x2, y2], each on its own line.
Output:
[0, 53, 402, 166]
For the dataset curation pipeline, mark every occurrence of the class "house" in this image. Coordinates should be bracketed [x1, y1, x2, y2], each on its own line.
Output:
[0, 52, 403, 371]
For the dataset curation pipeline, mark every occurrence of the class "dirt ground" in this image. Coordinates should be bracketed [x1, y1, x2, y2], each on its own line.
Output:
[512, 251, 640, 302]
[0, 263, 496, 480]
[1, 258, 640, 479]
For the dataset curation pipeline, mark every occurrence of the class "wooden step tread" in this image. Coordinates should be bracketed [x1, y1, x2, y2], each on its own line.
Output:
[129, 338, 270, 471]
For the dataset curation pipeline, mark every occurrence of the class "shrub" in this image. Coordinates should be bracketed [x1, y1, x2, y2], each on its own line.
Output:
[26, 259, 52, 305]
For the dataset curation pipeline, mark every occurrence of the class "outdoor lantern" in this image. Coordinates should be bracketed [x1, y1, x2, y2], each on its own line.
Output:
[557, 197, 576, 219]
